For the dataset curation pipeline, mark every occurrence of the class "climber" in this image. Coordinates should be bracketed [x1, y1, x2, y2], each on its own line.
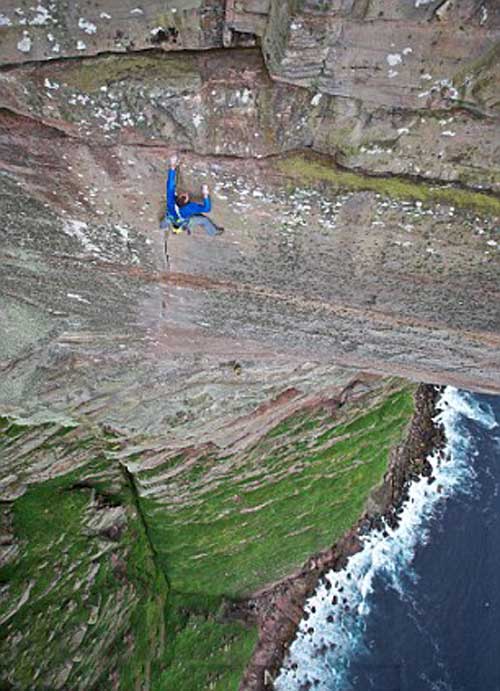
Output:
[160, 154, 224, 236]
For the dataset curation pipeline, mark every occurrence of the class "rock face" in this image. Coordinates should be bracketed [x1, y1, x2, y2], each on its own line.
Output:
[0, 1, 499, 690]
[0, 49, 314, 157]
[261, 0, 500, 187]
[0, 0, 225, 63]
[0, 107, 498, 430]
[0, 0, 498, 187]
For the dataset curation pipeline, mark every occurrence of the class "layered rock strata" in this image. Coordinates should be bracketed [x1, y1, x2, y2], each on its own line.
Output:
[0, 0, 498, 188]
[0, 1, 498, 690]
[0, 0, 226, 64]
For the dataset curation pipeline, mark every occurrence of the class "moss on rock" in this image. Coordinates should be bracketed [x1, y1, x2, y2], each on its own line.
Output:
[60, 53, 199, 93]
[277, 154, 500, 215]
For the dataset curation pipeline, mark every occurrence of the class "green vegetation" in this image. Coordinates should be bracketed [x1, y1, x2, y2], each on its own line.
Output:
[1, 380, 416, 689]
[60, 53, 199, 92]
[0, 419, 255, 691]
[155, 592, 258, 691]
[141, 382, 415, 598]
[278, 155, 500, 215]
[0, 427, 165, 690]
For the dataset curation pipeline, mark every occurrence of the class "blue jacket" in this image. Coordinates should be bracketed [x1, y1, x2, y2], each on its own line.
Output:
[166, 169, 211, 225]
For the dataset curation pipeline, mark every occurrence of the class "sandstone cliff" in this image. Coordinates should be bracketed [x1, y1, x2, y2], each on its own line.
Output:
[0, 1, 498, 689]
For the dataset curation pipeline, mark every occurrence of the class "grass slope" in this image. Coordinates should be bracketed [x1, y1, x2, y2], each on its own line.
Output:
[0, 420, 165, 690]
[142, 383, 414, 597]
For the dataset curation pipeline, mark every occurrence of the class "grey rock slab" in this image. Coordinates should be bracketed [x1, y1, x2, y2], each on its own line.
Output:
[263, 1, 500, 110]
[0, 108, 498, 448]
[312, 99, 500, 191]
[164, 157, 500, 394]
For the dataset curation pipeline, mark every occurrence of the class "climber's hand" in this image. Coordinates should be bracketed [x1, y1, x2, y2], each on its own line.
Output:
[201, 184, 209, 197]
[169, 154, 179, 169]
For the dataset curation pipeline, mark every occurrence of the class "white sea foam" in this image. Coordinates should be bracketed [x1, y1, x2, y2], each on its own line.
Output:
[275, 387, 497, 691]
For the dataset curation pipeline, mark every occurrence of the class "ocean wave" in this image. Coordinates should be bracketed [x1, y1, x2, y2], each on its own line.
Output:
[275, 387, 497, 691]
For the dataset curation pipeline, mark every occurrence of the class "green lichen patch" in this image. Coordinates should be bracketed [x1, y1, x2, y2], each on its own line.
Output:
[277, 155, 500, 216]
[59, 53, 199, 93]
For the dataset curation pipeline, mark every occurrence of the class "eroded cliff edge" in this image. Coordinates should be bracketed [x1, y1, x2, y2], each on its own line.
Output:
[0, 1, 499, 689]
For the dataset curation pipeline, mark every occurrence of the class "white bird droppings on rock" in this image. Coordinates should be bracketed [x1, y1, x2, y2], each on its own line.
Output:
[386, 53, 402, 66]
[63, 220, 100, 255]
[17, 33, 32, 53]
[30, 5, 51, 26]
[67, 293, 91, 304]
[78, 18, 97, 34]
[240, 88, 252, 105]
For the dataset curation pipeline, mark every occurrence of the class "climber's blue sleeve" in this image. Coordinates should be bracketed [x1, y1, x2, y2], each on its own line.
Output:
[166, 168, 177, 216]
[180, 196, 211, 218]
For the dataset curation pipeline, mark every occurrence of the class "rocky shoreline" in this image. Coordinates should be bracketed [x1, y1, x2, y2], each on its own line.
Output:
[228, 383, 445, 690]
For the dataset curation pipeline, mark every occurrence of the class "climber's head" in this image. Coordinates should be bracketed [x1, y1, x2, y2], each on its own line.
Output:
[176, 192, 190, 207]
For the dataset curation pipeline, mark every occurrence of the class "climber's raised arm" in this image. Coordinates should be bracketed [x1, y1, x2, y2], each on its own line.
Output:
[166, 155, 178, 217]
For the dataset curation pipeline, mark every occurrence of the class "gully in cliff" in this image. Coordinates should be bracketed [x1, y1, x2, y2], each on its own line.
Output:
[160, 153, 224, 236]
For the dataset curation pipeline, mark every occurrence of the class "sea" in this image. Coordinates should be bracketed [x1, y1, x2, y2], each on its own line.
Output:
[275, 387, 500, 691]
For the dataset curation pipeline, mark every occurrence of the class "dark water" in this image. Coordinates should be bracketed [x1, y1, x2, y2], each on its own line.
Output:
[347, 393, 500, 691]
[277, 390, 500, 691]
